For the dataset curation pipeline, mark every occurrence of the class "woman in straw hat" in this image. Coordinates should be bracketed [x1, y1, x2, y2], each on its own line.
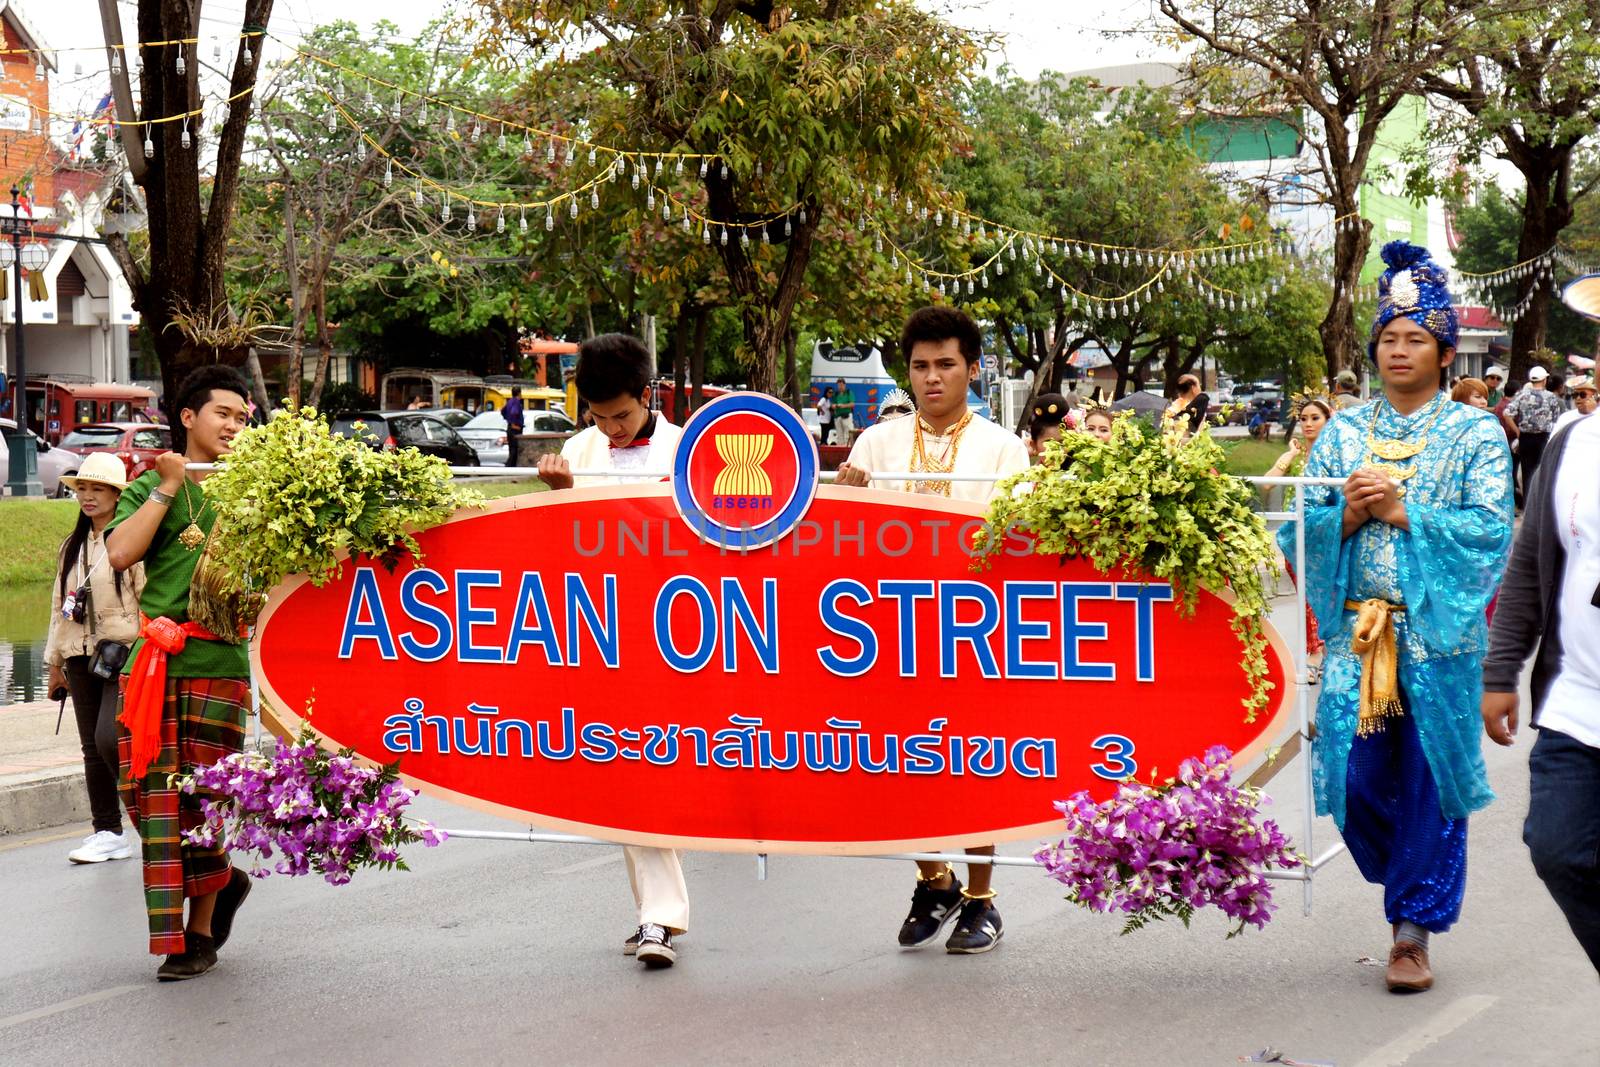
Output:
[44, 451, 144, 865]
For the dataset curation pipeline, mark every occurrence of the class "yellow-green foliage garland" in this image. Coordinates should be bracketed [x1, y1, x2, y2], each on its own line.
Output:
[202, 406, 482, 595]
[975, 415, 1277, 719]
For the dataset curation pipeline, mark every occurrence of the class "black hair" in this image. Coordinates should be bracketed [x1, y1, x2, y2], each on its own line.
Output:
[1029, 392, 1070, 442]
[574, 333, 653, 404]
[175, 364, 250, 417]
[901, 306, 983, 365]
[59, 510, 124, 600]
[823, 386, 834, 398]
[511, 386, 522, 397]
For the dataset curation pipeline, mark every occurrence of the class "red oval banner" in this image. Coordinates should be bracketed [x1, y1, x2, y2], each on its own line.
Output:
[252, 486, 1292, 854]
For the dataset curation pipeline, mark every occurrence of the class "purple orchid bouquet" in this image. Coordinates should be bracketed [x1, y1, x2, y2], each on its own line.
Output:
[178, 725, 446, 885]
[1035, 746, 1300, 937]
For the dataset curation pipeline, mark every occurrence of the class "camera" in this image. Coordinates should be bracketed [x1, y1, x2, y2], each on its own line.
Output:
[61, 583, 88, 624]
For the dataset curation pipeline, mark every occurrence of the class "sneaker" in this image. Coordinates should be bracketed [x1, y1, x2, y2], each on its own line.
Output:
[945, 897, 1004, 954]
[623, 928, 641, 956]
[68, 830, 135, 865]
[635, 923, 676, 968]
[156, 933, 218, 982]
[897, 873, 965, 948]
[211, 867, 252, 951]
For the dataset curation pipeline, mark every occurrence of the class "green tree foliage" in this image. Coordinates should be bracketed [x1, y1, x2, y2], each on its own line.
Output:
[1421, 2, 1600, 385]
[1451, 183, 1597, 358]
[470, 0, 985, 392]
[942, 75, 1311, 412]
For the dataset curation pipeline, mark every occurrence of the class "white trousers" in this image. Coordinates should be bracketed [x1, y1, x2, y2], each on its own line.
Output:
[624, 846, 690, 933]
[832, 414, 854, 446]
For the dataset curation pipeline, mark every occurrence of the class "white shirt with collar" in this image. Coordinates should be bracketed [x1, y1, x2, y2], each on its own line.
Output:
[1539, 411, 1600, 748]
[559, 419, 683, 488]
[846, 409, 1029, 504]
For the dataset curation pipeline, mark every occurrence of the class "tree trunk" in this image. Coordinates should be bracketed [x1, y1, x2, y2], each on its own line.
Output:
[99, 0, 275, 443]
[307, 285, 332, 409]
[671, 304, 690, 425]
[1319, 198, 1371, 378]
[706, 177, 821, 393]
[243, 346, 272, 415]
[1508, 163, 1570, 388]
[782, 329, 800, 407]
[1161, 335, 1183, 396]
[689, 307, 710, 413]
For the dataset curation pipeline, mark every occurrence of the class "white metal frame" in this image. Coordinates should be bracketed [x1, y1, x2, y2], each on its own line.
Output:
[220, 462, 1346, 908]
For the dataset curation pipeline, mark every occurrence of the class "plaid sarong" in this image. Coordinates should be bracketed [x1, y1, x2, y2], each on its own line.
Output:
[117, 675, 250, 955]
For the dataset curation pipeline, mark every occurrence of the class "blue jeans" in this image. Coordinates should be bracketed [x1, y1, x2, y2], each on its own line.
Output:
[1525, 727, 1600, 975]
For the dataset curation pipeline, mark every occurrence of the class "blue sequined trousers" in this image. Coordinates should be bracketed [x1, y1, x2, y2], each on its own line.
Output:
[1344, 706, 1468, 932]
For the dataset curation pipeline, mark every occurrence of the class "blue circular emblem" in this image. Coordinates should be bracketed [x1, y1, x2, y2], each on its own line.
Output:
[672, 392, 820, 551]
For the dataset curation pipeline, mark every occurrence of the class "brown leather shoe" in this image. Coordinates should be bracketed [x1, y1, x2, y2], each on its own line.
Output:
[1386, 939, 1434, 993]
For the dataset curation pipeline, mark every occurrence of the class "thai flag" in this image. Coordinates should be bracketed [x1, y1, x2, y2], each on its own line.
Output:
[68, 92, 114, 160]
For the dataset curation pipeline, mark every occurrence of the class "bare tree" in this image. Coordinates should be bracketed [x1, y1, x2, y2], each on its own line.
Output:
[97, 0, 274, 431]
[1157, 0, 1530, 375]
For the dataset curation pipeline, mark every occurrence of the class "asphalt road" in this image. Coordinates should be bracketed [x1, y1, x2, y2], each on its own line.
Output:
[1, 601, 1593, 1066]
[2, 728, 1592, 1066]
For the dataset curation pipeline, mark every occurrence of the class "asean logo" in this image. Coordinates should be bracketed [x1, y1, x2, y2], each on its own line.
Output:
[672, 392, 820, 550]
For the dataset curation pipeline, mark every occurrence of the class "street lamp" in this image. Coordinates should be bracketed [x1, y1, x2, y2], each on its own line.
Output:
[2, 186, 40, 496]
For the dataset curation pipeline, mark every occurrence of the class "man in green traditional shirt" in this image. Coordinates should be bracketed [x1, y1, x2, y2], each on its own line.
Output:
[107, 365, 255, 982]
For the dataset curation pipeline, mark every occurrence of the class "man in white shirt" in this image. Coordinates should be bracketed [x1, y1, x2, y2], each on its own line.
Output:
[1553, 375, 1596, 434]
[1484, 410, 1600, 974]
[536, 334, 689, 970]
[837, 306, 1028, 954]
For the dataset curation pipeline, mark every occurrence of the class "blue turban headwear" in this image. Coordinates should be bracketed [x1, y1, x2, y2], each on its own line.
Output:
[1367, 240, 1458, 362]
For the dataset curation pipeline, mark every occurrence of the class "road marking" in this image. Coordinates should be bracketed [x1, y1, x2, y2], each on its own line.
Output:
[0, 986, 140, 1031]
[1352, 994, 1497, 1067]
[0, 826, 91, 854]
[549, 851, 624, 875]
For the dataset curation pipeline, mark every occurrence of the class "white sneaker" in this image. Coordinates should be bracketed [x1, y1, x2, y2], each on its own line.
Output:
[68, 830, 135, 864]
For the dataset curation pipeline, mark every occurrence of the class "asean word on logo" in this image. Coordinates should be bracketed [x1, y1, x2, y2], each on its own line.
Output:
[673, 393, 819, 551]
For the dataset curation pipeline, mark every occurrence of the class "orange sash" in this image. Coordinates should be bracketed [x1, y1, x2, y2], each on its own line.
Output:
[118, 614, 223, 779]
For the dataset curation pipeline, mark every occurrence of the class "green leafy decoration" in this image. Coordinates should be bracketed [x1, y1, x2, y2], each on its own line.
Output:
[202, 406, 483, 595]
[973, 416, 1278, 719]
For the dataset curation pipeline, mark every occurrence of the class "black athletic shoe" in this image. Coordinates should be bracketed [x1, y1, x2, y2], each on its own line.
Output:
[945, 897, 1004, 954]
[211, 867, 251, 951]
[156, 933, 218, 981]
[636, 923, 676, 968]
[898, 874, 965, 948]
[623, 928, 641, 956]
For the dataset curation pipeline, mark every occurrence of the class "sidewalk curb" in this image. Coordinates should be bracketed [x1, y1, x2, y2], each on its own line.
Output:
[0, 767, 90, 835]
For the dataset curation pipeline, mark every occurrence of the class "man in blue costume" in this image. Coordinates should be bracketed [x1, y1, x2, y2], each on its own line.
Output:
[1279, 241, 1513, 993]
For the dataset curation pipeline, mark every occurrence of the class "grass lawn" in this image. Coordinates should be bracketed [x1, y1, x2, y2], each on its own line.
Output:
[0, 497, 79, 587]
[472, 476, 547, 499]
[1220, 438, 1289, 478]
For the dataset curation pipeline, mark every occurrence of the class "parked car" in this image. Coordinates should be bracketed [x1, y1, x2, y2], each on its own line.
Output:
[459, 407, 576, 466]
[329, 411, 479, 466]
[42, 422, 172, 497]
[420, 407, 474, 430]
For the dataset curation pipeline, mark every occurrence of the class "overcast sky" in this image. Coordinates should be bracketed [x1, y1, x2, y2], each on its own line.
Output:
[29, 0, 1180, 121]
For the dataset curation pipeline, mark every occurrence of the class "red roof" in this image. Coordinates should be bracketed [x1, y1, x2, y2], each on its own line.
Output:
[1457, 305, 1505, 331]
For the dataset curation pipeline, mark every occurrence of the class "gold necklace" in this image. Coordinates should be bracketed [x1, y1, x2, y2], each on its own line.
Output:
[177, 479, 209, 552]
[910, 411, 974, 496]
[1364, 394, 1446, 483]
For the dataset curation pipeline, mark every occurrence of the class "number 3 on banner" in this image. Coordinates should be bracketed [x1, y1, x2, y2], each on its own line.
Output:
[1090, 734, 1137, 781]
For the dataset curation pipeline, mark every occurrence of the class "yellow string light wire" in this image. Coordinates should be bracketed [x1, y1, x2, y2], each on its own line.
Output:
[0, 31, 262, 57]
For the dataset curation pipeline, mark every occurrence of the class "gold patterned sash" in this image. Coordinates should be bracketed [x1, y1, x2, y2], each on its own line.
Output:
[1346, 599, 1406, 737]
